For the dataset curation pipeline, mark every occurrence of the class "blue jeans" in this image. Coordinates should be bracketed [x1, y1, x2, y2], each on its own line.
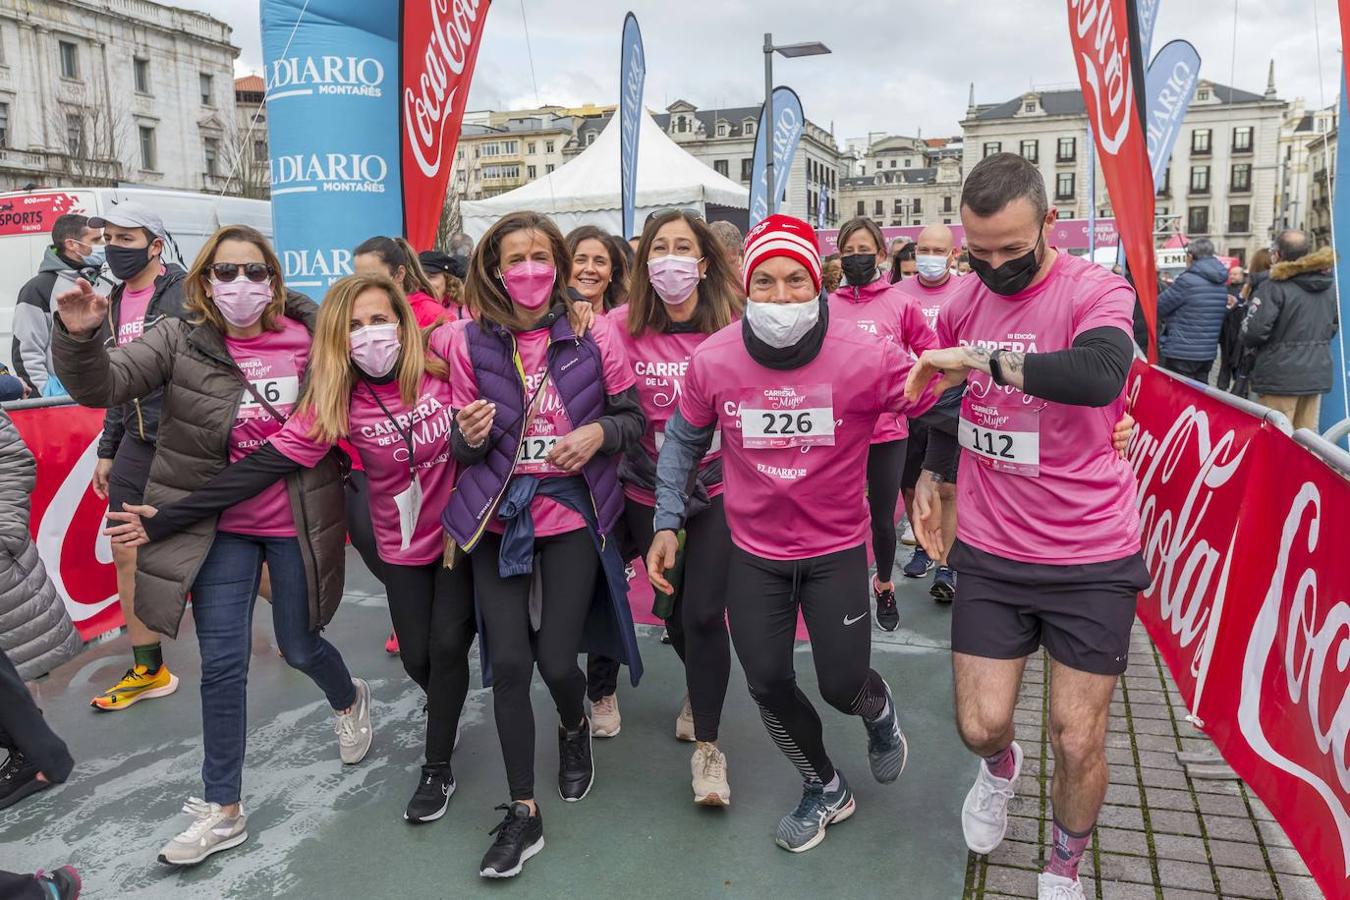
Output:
[192, 532, 356, 805]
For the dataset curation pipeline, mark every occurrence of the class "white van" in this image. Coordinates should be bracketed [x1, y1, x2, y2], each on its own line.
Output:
[0, 186, 272, 371]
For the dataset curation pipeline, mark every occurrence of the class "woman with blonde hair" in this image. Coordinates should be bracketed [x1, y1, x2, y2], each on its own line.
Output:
[52, 224, 370, 868]
[103, 272, 478, 826]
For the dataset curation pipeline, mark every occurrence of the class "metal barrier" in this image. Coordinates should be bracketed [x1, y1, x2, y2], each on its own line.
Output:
[1294, 428, 1350, 480]
[1, 394, 77, 412]
[1322, 416, 1350, 447]
[1147, 365, 1295, 434]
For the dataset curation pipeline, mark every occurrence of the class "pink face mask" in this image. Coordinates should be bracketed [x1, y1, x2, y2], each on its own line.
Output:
[349, 323, 401, 377]
[211, 279, 272, 328]
[498, 260, 556, 310]
[648, 255, 702, 305]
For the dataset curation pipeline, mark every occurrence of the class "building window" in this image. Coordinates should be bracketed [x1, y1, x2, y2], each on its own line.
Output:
[58, 40, 79, 79]
[252, 139, 267, 163]
[912, 198, 922, 214]
[888, 159, 896, 169]
[134, 57, 151, 94]
[744, 121, 755, 136]
[856, 200, 865, 216]
[526, 141, 536, 154]
[1024, 101, 1036, 113]
[943, 195, 952, 212]
[203, 137, 219, 176]
[526, 165, 536, 178]
[545, 140, 554, 153]
[983, 141, 1001, 158]
[1197, 87, 1210, 101]
[713, 159, 729, 178]
[1191, 129, 1211, 155]
[1189, 166, 1210, 195]
[893, 198, 904, 214]
[199, 72, 214, 106]
[1228, 204, 1250, 233]
[138, 125, 157, 170]
[874, 200, 884, 216]
[1232, 126, 1253, 153]
[741, 158, 753, 182]
[1057, 136, 1076, 162]
[545, 164, 554, 174]
[676, 116, 687, 133]
[1056, 172, 1075, 200]
[1019, 139, 1038, 163]
[1157, 167, 1171, 196]
[1231, 162, 1252, 192]
[943, 218, 952, 225]
[1187, 206, 1209, 234]
[65, 113, 84, 156]
[0, 102, 8, 148]
[717, 122, 728, 137]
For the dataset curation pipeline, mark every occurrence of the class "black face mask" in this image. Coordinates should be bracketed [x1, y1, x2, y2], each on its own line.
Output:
[840, 254, 878, 287]
[968, 232, 1044, 296]
[106, 243, 156, 281]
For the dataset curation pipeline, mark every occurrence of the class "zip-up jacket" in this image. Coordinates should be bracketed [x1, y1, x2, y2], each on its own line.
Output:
[11, 247, 85, 394]
[1242, 247, 1339, 396]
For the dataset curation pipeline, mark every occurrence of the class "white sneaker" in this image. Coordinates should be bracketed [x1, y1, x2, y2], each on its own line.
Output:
[675, 694, 695, 742]
[961, 741, 1022, 854]
[691, 742, 730, 806]
[900, 521, 917, 546]
[336, 677, 374, 764]
[1038, 872, 1086, 899]
[591, 693, 621, 738]
[157, 798, 248, 866]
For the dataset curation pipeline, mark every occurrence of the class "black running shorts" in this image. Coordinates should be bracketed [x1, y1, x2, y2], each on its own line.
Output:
[106, 435, 155, 525]
[901, 420, 959, 491]
[948, 540, 1151, 676]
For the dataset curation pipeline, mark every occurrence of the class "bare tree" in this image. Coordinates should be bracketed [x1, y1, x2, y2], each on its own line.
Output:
[47, 85, 125, 186]
[434, 188, 464, 252]
[215, 122, 271, 200]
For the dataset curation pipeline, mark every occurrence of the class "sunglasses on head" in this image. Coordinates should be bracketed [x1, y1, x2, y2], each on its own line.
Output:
[209, 262, 273, 283]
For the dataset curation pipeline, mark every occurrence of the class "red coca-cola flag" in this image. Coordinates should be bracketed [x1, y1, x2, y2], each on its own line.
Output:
[1066, 0, 1160, 360]
[400, 0, 493, 250]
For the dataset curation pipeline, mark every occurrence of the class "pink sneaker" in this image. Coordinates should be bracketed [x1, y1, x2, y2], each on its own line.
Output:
[385, 631, 400, 655]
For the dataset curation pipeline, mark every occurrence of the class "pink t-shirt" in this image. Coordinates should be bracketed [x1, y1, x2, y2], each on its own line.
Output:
[607, 304, 722, 507]
[271, 323, 460, 565]
[679, 316, 936, 561]
[894, 272, 969, 332]
[447, 314, 635, 537]
[218, 317, 312, 537]
[829, 278, 940, 444]
[937, 250, 1141, 564]
[115, 268, 164, 345]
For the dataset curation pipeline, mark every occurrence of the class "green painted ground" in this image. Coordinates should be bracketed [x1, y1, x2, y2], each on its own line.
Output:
[0, 550, 973, 899]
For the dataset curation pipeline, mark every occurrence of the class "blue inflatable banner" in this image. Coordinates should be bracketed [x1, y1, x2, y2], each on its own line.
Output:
[1135, 0, 1162, 63]
[1144, 39, 1201, 195]
[619, 12, 645, 242]
[749, 86, 805, 228]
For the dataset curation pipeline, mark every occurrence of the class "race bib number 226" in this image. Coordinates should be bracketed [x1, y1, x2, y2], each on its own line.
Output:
[737, 385, 835, 449]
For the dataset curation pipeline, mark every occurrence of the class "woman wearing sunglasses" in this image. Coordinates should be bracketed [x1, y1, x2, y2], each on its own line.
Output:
[52, 225, 372, 868]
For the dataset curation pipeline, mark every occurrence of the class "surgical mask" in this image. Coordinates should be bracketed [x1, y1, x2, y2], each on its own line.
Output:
[106, 242, 157, 281]
[916, 255, 950, 281]
[350, 323, 401, 377]
[75, 242, 105, 268]
[968, 233, 1044, 296]
[211, 278, 273, 328]
[647, 255, 702, 305]
[498, 260, 555, 310]
[744, 298, 821, 349]
[840, 254, 877, 287]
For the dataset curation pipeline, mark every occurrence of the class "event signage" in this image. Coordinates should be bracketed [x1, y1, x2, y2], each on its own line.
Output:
[748, 86, 805, 228]
[619, 12, 646, 241]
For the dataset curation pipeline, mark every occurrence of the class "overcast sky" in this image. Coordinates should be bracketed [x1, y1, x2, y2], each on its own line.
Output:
[185, 0, 1340, 141]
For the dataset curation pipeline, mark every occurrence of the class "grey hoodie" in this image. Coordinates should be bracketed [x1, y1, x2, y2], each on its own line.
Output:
[11, 247, 85, 393]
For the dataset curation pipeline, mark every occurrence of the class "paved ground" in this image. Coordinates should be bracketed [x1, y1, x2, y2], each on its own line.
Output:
[0, 546, 1315, 899]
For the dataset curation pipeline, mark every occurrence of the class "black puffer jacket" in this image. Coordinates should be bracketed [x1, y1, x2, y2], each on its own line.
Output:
[1242, 247, 1339, 396]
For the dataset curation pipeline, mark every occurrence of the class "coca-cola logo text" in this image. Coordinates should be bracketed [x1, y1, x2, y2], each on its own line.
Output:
[404, 0, 485, 178]
[1070, 0, 1135, 155]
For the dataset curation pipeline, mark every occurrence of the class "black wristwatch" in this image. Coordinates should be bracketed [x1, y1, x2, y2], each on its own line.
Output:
[988, 349, 1007, 386]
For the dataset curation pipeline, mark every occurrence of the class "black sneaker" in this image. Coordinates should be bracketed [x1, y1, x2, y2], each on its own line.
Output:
[0, 751, 50, 811]
[902, 546, 935, 578]
[931, 566, 956, 604]
[480, 802, 544, 878]
[558, 718, 594, 802]
[404, 763, 455, 823]
[34, 866, 82, 900]
[874, 584, 899, 632]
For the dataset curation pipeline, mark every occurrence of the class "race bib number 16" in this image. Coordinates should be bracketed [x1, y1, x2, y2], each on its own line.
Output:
[238, 375, 299, 418]
[737, 385, 835, 449]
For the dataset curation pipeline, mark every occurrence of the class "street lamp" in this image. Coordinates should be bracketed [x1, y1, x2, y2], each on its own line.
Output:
[763, 34, 830, 216]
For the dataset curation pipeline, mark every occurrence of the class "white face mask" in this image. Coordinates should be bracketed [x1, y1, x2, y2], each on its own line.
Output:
[916, 254, 950, 281]
[744, 298, 821, 349]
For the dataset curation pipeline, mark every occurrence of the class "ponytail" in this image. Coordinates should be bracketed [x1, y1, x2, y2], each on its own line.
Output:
[354, 235, 438, 299]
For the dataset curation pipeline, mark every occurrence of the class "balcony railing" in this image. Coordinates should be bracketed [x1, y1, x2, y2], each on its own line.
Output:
[0, 146, 121, 185]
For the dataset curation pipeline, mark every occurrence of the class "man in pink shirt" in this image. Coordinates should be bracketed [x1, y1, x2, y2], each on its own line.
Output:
[905, 154, 1149, 900]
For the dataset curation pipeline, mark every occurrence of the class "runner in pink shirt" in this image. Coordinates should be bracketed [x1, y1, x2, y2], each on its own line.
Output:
[355, 235, 452, 327]
[596, 209, 744, 806]
[652, 215, 938, 855]
[904, 153, 1151, 900]
[828, 216, 939, 629]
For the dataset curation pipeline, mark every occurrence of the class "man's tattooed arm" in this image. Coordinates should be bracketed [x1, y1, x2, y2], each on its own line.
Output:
[956, 346, 1026, 390]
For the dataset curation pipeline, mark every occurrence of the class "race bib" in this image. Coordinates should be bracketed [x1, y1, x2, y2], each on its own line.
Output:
[238, 375, 300, 419]
[516, 433, 560, 473]
[959, 392, 1042, 477]
[737, 385, 835, 449]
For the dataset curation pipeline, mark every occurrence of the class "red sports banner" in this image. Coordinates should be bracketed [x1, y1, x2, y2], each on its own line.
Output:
[10, 403, 121, 640]
[400, 0, 492, 250]
[1066, 0, 1160, 360]
[1128, 361, 1350, 897]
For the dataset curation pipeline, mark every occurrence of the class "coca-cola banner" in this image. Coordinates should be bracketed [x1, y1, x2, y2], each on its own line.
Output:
[259, 0, 491, 294]
[1066, 0, 1160, 359]
[9, 403, 120, 640]
[1128, 361, 1350, 897]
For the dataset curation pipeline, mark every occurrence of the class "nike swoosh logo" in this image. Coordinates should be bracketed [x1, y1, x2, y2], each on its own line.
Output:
[843, 613, 867, 626]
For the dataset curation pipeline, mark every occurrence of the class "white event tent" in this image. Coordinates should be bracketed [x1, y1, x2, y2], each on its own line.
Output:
[460, 110, 749, 239]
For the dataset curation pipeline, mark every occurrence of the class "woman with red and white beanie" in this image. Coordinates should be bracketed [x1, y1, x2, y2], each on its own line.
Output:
[650, 214, 939, 853]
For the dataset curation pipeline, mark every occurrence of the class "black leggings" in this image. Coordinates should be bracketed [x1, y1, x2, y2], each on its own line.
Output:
[382, 559, 477, 764]
[866, 439, 907, 584]
[472, 529, 598, 801]
[345, 471, 385, 586]
[617, 496, 733, 742]
[726, 544, 888, 785]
